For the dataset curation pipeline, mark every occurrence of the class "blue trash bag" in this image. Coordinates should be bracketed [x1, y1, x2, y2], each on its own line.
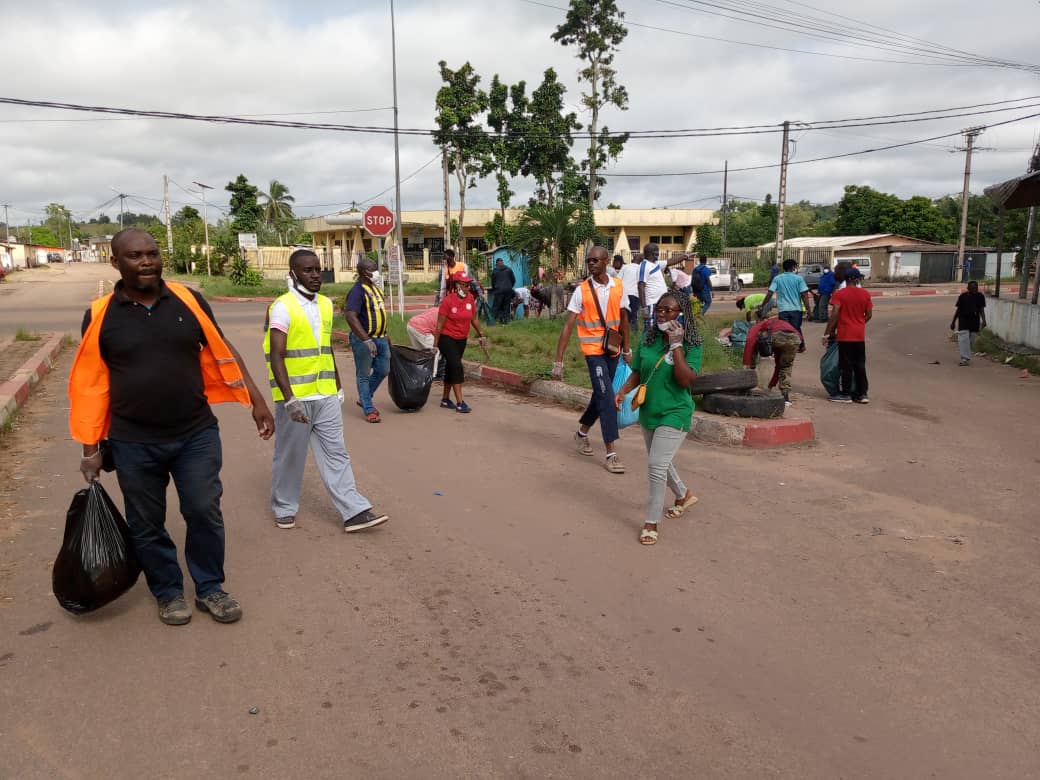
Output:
[613, 360, 640, 429]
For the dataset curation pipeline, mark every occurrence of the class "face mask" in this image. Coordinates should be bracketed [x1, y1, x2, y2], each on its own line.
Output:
[456, 287, 467, 298]
[657, 321, 673, 332]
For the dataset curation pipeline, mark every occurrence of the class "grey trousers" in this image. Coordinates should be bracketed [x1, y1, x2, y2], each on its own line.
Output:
[641, 425, 689, 525]
[957, 330, 978, 362]
[271, 395, 372, 523]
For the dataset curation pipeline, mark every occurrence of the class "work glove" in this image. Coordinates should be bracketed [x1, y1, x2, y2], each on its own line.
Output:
[551, 362, 564, 381]
[285, 397, 310, 424]
[665, 321, 684, 346]
[365, 339, 378, 358]
[80, 450, 103, 484]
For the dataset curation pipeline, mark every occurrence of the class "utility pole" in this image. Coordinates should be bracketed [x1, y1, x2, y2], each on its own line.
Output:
[192, 181, 213, 276]
[1018, 141, 1040, 300]
[118, 193, 126, 229]
[162, 175, 174, 263]
[2, 204, 10, 242]
[954, 127, 983, 283]
[721, 160, 729, 247]
[441, 148, 451, 252]
[774, 120, 791, 266]
[390, 0, 405, 319]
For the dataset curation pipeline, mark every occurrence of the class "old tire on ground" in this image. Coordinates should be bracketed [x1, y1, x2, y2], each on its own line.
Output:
[689, 368, 757, 396]
[701, 390, 785, 419]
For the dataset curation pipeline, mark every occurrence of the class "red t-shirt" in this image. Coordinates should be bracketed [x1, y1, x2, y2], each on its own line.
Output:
[830, 286, 873, 342]
[438, 292, 476, 340]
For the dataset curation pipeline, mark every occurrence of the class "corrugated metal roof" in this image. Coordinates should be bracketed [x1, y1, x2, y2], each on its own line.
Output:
[757, 234, 891, 248]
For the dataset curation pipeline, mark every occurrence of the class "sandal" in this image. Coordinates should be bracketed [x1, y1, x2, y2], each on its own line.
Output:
[639, 527, 659, 545]
[365, 411, 381, 423]
[665, 492, 699, 519]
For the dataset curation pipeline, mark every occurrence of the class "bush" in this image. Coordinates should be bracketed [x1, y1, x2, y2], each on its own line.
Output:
[228, 255, 264, 286]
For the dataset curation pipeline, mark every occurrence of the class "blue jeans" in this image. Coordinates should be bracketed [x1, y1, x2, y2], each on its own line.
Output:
[579, 353, 620, 446]
[349, 334, 390, 414]
[778, 310, 804, 346]
[109, 424, 225, 602]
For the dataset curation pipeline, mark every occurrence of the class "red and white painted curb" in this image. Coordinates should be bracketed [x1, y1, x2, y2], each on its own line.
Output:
[0, 333, 65, 429]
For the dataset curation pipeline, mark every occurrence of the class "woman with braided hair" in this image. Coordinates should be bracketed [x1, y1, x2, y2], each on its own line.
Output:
[614, 290, 703, 545]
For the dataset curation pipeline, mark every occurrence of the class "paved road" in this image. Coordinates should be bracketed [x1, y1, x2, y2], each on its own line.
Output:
[1, 265, 1037, 778]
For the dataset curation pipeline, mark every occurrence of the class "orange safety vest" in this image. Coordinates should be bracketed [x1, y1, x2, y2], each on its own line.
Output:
[575, 278, 623, 356]
[68, 281, 251, 444]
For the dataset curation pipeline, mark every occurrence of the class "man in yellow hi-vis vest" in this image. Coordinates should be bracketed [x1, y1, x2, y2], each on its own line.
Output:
[265, 250, 388, 533]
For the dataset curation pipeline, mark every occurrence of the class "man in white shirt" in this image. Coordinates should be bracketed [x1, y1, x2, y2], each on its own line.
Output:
[636, 243, 669, 331]
[617, 256, 641, 315]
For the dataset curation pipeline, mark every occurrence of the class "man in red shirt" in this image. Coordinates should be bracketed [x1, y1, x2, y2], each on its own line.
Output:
[822, 268, 872, 404]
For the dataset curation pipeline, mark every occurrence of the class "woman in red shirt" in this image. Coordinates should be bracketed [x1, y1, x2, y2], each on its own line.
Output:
[432, 273, 489, 413]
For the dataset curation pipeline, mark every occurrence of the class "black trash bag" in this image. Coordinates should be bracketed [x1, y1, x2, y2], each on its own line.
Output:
[388, 344, 435, 411]
[820, 341, 860, 398]
[53, 481, 141, 615]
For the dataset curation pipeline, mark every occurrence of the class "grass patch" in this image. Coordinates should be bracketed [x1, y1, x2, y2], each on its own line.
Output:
[976, 329, 1040, 375]
[332, 311, 741, 389]
[166, 272, 438, 301]
[0, 409, 17, 438]
[14, 328, 41, 342]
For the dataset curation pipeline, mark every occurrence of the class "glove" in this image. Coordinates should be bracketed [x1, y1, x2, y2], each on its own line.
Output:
[551, 361, 564, 381]
[666, 321, 684, 345]
[80, 450, 103, 484]
[365, 339, 378, 358]
[285, 397, 310, 424]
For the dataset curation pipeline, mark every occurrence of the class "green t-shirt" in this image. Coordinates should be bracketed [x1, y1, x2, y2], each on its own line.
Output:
[633, 335, 703, 432]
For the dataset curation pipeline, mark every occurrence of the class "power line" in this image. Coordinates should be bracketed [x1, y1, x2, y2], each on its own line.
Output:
[518, 0, 1032, 69]
[3, 94, 1040, 141]
[0, 106, 396, 124]
[602, 109, 1040, 177]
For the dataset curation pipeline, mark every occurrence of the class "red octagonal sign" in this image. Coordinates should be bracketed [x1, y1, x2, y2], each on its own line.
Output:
[363, 205, 395, 237]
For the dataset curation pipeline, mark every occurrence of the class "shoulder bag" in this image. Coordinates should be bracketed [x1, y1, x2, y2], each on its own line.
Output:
[588, 279, 623, 357]
[631, 350, 669, 410]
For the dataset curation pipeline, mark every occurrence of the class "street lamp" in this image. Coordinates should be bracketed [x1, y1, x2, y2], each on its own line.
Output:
[192, 181, 214, 276]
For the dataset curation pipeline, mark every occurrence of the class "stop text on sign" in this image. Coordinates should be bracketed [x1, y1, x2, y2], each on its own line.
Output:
[363, 205, 395, 237]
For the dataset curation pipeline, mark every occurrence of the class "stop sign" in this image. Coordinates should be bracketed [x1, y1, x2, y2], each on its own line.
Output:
[363, 205, 395, 237]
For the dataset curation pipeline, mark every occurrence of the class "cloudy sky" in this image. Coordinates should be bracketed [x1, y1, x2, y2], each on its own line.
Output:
[3, 0, 1039, 226]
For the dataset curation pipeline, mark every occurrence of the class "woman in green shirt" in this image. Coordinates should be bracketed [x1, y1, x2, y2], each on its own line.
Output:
[614, 291, 702, 545]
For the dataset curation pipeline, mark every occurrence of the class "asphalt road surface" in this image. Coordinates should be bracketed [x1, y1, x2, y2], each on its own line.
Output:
[1, 265, 1037, 778]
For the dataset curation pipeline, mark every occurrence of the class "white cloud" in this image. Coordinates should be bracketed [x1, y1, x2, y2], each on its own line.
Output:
[1, 0, 1038, 225]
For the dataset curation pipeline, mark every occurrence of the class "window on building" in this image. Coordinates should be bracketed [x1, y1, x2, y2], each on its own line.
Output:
[660, 236, 673, 245]
[466, 238, 487, 251]
[650, 235, 662, 244]
[673, 236, 683, 246]
[628, 236, 640, 250]
[603, 237, 615, 251]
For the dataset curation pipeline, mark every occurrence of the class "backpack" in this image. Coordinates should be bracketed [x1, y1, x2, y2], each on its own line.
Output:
[756, 320, 774, 358]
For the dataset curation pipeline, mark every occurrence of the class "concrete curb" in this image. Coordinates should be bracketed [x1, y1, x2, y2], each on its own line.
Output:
[0, 333, 65, 430]
[331, 329, 815, 448]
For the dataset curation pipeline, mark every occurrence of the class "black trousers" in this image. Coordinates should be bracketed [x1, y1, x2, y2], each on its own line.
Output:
[837, 341, 868, 399]
[437, 335, 468, 384]
[492, 291, 513, 323]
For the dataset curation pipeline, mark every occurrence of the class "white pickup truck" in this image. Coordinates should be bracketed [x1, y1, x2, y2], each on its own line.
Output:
[707, 259, 755, 292]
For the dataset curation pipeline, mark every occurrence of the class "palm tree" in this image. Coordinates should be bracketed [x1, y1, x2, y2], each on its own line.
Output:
[258, 180, 296, 245]
[509, 202, 597, 273]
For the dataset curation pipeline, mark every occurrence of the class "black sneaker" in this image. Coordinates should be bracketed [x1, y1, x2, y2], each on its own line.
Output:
[344, 509, 389, 533]
[195, 590, 243, 624]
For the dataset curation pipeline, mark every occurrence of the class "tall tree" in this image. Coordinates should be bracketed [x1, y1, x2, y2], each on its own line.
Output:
[693, 224, 723, 257]
[834, 185, 901, 235]
[521, 68, 582, 208]
[44, 203, 74, 248]
[878, 196, 954, 243]
[225, 174, 263, 234]
[171, 205, 201, 227]
[552, 0, 630, 216]
[484, 75, 520, 227]
[433, 60, 489, 253]
[258, 180, 296, 245]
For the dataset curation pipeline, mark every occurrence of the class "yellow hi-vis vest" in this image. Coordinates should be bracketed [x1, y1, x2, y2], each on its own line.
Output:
[263, 292, 337, 402]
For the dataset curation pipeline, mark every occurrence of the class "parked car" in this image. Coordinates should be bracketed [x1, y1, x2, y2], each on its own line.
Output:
[708, 258, 755, 292]
[842, 256, 873, 280]
[46, 252, 64, 263]
[797, 264, 826, 289]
